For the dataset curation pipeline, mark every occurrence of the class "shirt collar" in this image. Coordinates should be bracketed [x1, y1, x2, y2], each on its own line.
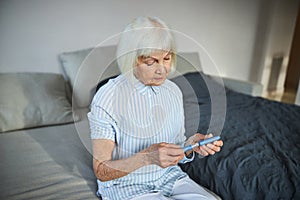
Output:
[126, 73, 160, 95]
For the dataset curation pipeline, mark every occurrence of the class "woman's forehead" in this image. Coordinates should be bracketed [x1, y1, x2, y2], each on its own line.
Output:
[139, 49, 172, 58]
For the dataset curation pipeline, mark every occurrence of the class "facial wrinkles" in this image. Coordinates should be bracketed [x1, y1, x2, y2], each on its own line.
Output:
[135, 51, 172, 86]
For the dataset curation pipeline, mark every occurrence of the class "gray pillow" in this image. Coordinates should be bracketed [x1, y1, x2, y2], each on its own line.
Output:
[59, 47, 93, 88]
[0, 73, 78, 133]
[58, 45, 120, 108]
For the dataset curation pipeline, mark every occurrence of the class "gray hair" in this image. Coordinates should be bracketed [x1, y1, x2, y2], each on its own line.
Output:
[116, 16, 177, 74]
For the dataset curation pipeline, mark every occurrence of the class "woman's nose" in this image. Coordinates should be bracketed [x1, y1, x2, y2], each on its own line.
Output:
[155, 63, 166, 74]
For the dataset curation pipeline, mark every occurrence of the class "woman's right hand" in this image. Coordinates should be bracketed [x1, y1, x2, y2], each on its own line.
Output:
[93, 140, 184, 182]
[141, 143, 184, 168]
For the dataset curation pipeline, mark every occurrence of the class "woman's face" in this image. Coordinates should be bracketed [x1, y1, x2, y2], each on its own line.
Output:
[134, 50, 172, 86]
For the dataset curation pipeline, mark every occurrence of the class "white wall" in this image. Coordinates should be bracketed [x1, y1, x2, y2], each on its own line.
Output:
[0, 0, 298, 83]
[258, 0, 299, 94]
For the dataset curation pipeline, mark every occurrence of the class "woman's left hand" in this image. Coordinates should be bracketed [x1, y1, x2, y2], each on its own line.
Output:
[185, 133, 223, 157]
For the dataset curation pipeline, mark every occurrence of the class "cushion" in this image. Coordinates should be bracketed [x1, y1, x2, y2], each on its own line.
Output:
[58, 45, 120, 108]
[0, 73, 78, 133]
[59, 47, 93, 88]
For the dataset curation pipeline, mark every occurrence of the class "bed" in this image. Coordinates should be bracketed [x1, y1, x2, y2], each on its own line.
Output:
[1, 45, 299, 200]
[174, 72, 300, 200]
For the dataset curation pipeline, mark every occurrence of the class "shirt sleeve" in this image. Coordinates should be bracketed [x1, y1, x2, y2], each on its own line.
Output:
[87, 104, 116, 141]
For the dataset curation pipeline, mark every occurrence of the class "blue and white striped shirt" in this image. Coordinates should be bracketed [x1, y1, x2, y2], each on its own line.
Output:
[87, 74, 194, 200]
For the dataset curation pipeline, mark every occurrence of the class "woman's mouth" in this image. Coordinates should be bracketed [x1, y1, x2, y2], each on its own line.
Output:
[154, 77, 164, 81]
[154, 77, 164, 82]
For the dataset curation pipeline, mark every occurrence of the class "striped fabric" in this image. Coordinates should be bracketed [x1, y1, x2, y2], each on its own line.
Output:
[87, 74, 194, 200]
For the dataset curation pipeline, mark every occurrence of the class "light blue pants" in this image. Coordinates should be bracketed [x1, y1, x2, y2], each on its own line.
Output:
[130, 176, 221, 200]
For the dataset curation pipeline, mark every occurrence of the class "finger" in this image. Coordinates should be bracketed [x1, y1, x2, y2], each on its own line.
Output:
[201, 144, 216, 155]
[166, 148, 184, 157]
[206, 143, 221, 152]
[213, 140, 223, 147]
[163, 143, 182, 149]
[194, 146, 209, 156]
[161, 154, 183, 167]
[193, 133, 214, 144]
[193, 133, 206, 141]
[170, 155, 183, 164]
[159, 144, 184, 157]
[198, 148, 209, 156]
[204, 133, 214, 139]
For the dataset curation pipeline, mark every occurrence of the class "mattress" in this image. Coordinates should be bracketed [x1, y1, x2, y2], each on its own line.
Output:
[0, 108, 98, 200]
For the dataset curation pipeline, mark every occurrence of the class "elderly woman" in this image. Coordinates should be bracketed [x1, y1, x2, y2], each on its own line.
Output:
[88, 16, 223, 200]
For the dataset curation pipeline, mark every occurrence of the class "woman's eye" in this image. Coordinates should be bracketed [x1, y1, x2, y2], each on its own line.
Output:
[144, 58, 157, 66]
